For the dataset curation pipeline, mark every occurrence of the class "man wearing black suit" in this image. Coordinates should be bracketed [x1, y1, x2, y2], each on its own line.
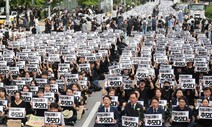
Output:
[94, 95, 120, 127]
[145, 97, 165, 127]
[200, 87, 212, 101]
[122, 91, 144, 127]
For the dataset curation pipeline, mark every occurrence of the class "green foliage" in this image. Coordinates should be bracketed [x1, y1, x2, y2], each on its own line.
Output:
[206, 5, 212, 20]
[78, 0, 99, 6]
[9, 0, 61, 8]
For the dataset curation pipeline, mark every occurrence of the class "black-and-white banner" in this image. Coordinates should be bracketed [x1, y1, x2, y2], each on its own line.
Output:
[73, 91, 81, 102]
[32, 98, 48, 109]
[65, 74, 78, 84]
[107, 76, 122, 87]
[172, 111, 189, 122]
[5, 86, 18, 96]
[199, 107, 212, 119]
[44, 92, 55, 102]
[145, 114, 162, 126]
[21, 92, 32, 102]
[96, 112, 114, 124]
[59, 95, 74, 107]
[122, 116, 139, 127]
[110, 96, 118, 107]
[44, 112, 62, 125]
[8, 108, 25, 118]
[180, 79, 195, 89]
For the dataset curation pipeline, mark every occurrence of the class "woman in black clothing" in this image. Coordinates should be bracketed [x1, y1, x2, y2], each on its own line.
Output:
[22, 85, 34, 115]
[194, 98, 212, 127]
[10, 91, 27, 124]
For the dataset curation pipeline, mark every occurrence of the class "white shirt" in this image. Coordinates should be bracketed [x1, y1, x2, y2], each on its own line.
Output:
[105, 106, 110, 112]
[34, 18, 39, 26]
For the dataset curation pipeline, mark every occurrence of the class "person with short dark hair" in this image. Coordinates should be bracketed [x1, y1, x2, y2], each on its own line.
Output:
[200, 87, 212, 101]
[33, 88, 47, 117]
[44, 103, 65, 127]
[122, 91, 144, 126]
[136, 79, 154, 108]
[169, 96, 193, 127]
[145, 97, 166, 127]
[94, 95, 120, 127]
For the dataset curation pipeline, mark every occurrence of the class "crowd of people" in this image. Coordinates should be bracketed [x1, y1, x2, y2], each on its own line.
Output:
[0, 0, 212, 127]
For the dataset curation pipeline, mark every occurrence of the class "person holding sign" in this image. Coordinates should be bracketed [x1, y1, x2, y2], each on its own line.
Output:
[0, 87, 10, 124]
[199, 87, 212, 101]
[145, 97, 165, 127]
[10, 91, 27, 124]
[44, 103, 65, 127]
[169, 96, 193, 127]
[136, 79, 154, 108]
[95, 95, 120, 127]
[61, 88, 79, 126]
[33, 88, 48, 117]
[171, 89, 188, 107]
[122, 91, 144, 126]
[194, 98, 212, 127]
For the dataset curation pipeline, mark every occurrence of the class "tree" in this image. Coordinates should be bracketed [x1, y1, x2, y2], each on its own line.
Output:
[78, 0, 99, 7]
[9, 0, 61, 8]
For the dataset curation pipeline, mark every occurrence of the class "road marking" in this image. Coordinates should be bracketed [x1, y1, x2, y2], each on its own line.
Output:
[82, 101, 101, 127]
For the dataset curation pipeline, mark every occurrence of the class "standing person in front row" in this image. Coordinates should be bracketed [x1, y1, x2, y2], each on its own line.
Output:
[122, 91, 144, 127]
[94, 95, 120, 127]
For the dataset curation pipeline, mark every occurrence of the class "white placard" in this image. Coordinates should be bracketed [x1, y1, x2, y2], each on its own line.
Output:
[65, 74, 79, 84]
[21, 92, 32, 102]
[123, 80, 133, 90]
[110, 96, 118, 107]
[96, 112, 114, 124]
[107, 76, 122, 87]
[199, 107, 212, 119]
[172, 111, 189, 122]
[122, 116, 139, 127]
[59, 95, 74, 107]
[44, 112, 62, 125]
[32, 98, 48, 109]
[8, 108, 25, 118]
[180, 79, 195, 89]
[145, 114, 163, 126]
[73, 91, 81, 102]
[44, 92, 55, 102]
[5, 86, 18, 96]
[79, 64, 90, 72]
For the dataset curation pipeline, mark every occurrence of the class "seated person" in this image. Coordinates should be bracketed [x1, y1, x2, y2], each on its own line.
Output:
[44, 103, 65, 127]
[95, 95, 120, 127]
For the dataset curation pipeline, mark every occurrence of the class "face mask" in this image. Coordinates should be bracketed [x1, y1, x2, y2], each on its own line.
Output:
[163, 86, 170, 90]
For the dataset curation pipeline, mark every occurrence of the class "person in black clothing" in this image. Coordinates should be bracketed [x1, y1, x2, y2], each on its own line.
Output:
[45, 18, 52, 33]
[10, 91, 27, 124]
[31, 25, 36, 34]
[34, 88, 47, 116]
[89, 61, 102, 91]
[62, 88, 79, 126]
[189, 20, 195, 35]
[182, 19, 188, 31]
[169, 96, 193, 127]
[194, 98, 212, 127]
[161, 81, 174, 105]
[22, 85, 34, 115]
[135, 79, 154, 108]
[122, 91, 144, 127]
